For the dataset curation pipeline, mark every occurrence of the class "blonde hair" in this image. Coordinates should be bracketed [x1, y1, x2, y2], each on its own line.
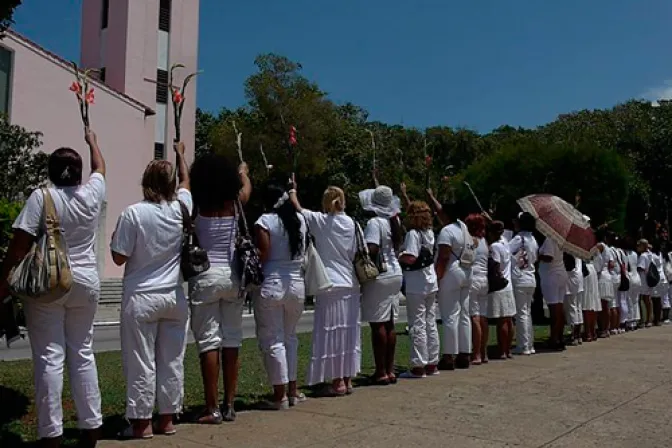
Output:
[322, 186, 345, 214]
[405, 201, 433, 231]
[142, 160, 176, 203]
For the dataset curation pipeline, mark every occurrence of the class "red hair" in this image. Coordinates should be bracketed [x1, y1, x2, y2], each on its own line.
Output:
[465, 213, 486, 238]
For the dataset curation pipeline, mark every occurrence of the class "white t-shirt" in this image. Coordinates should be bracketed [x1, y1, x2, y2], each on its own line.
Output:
[490, 237, 513, 291]
[566, 257, 584, 295]
[652, 253, 667, 285]
[255, 212, 307, 280]
[364, 217, 402, 279]
[194, 215, 236, 268]
[538, 238, 567, 280]
[13, 173, 106, 291]
[599, 244, 614, 279]
[472, 237, 488, 279]
[638, 251, 652, 274]
[436, 220, 471, 271]
[110, 188, 192, 294]
[301, 210, 358, 289]
[508, 231, 538, 287]
[400, 229, 437, 295]
[627, 250, 639, 276]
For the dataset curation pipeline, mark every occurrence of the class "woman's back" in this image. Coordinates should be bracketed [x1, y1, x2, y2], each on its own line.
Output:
[364, 216, 402, 278]
[256, 212, 306, 278]
[111, 189, 192, 293]
[472, 237, 488, 278]
[195, 215, 236, 268]
[302, 210, 357, 288]
[13, 173, 106, 288]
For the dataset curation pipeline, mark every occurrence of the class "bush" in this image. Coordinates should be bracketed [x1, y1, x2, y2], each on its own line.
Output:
[455, 141, 631, 231]
[0, 199, 22, 262]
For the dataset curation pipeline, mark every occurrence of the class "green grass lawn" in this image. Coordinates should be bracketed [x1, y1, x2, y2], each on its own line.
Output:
[0, 323, 550, 445]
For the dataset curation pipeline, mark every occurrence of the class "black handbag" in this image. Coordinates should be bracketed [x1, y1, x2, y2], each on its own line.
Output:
[616, 250, 630, 292]
[400, 230, 434, 272]
[581, 261, 590, 277]
[487, 256, 509, 293]
[179, 201, 210, 281]
[563, 252, 576, 271]
[234, 200, 264, 297]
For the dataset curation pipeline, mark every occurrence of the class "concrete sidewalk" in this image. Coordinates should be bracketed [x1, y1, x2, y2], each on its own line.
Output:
[100, 327, 672, 448]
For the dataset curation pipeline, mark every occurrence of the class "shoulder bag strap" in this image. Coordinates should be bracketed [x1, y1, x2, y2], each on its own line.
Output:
[235, 199, 250, 239]
[178, 200, 193, 244]
[41, 188, 59, 233]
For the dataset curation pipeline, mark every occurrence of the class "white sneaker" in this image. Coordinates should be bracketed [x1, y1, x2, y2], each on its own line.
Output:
[664, 320, 671, 325]
[530, 348, 536, 355]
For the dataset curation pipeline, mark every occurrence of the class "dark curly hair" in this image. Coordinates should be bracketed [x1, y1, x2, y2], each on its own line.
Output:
[189, 153, 242, 212]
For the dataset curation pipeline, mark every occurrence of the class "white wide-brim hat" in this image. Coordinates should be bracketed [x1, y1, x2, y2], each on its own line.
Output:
[359, 186, 401, 218]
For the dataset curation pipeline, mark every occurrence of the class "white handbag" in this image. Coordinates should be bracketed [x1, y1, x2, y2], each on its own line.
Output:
[305, 237, 333, 296]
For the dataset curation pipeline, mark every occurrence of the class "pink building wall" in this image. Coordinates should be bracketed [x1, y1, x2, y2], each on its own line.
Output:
[2, 31, 156, 279]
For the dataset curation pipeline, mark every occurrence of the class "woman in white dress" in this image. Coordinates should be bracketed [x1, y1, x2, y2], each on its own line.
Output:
[663, 248, 672, 324]
[465, 214, 489, 364]
[436, 205, 475, 370]
[0, 130, 106, 447]
[289, 183, 361, 395]
[254, 183, 308, 410]
[650, 241, 666, 326]
[398, 201, 439, 378]
[579, 216, 600, 341]
[487, 221, 516, 359]
[564, 255, 584, 345]
[606, 234, 622, 335]
[624, 236, 641, 330]
[595, 231, 615, 338]
[538, 237, 568, 350]
[612, 239, 630, 334]
[188, 154, 251, 423]
[359, 185, 403, 384]
[637, 239, 654, 328]
[509, 212, 538, 356]
[111, 143, 191, 438]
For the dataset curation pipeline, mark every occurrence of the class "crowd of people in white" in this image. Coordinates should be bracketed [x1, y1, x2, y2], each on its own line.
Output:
[0, 132, 666, 447]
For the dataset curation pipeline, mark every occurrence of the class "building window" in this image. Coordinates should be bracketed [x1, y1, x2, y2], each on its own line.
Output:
[0, 46, 11, 116]
[156, 69, 168, 103]
[159, 0, 171, 32]
[99, 67, 106, 83]
[154, 142, 165, 160]
[102, 0, 110, 29]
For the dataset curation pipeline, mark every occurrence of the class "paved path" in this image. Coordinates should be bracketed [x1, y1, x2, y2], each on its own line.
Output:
[0, 308, 409, 361]
[100, 326, 672, 448]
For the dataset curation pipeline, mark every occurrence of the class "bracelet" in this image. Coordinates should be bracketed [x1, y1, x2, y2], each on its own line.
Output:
[288, 189, 297, 194]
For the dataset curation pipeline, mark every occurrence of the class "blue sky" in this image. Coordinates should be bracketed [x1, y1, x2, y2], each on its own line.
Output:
[12, 0, 672, 132]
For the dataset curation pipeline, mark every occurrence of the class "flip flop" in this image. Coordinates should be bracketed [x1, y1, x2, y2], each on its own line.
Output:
[316, 385, 347, 397]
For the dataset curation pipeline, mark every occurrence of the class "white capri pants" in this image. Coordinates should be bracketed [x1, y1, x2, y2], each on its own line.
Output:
[564, 293, 583, 326]
[254, 278, 305, 385]
[438, 266, 472, 355]
[469, 276, 489, 317]
[24, 283, 103, 439]
[406, 292, 440, 368]
[121, 287, 189, 420]
[189, 266, 244, 352]
[514, 285, 535, 352]
[541, 273, 567, 306]
[629, 284, 641, 322]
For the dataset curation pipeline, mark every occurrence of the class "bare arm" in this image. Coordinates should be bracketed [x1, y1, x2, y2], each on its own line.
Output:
[400, 182, 411, 210]
[111, 252, 128, 266]
[85, 128, 106, 177]
[174, 142, 189, 191]
[238, 162, 252, 205]
[255, 225, 271, 264]
[426, 188, 448, 226]
[287, 174, 303, 212]
[435, 245, 451, 280]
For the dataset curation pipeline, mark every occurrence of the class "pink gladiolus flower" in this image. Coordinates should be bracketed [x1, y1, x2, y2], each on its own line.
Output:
[85, 88, 95, 104]
[70, 82, 82, 94]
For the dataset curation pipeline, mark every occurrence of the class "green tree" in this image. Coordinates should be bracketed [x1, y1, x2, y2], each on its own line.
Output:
[0, 0, 22, 34]
[0, 116, 48, 202]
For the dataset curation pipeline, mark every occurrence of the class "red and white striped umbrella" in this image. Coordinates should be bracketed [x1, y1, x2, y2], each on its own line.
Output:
[517, 194, 597, 259]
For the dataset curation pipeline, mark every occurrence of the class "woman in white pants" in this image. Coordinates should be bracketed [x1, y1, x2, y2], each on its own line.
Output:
[111, 143, 191, 439]
[359, 185, 404, 384]
[398, 201, 439, 378]
[637, 239, 654, 328]
[254, 183, 307, 409]
[509, 212, 538, 355]
[465, 214, 489, 364]
[188, 154, 251, 423]
[0, 130, 106, 448]
[289, 183, 361, 395]
[625, 236, 641, 330]
[436, 207, 474, 370]
[564, 256, 584, 345]
[538, 237, 568, 350]
[595, 232, 615, 337]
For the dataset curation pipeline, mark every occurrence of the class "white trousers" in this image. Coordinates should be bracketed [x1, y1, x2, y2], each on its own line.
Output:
[564, 293, 584, 326]
[514, 285, 535, 352]
[254, 295, 305, 385]
[25, 283, 102, 439]
[406, 292, 440, 367]
[121, 287, 189, 419]
[437, 284, 471, 355]
[629, 288, 641, 322]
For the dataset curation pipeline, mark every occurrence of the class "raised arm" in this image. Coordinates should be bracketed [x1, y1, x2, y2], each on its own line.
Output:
[400, 182, 411, 210]
[238, 162, 252, 205]
[426, 188, 448, 226]
[287, 174, 303, 212]
[174, 142, 189, 191]
[373, 169, 380, 188]
[85, 128, 106, 177]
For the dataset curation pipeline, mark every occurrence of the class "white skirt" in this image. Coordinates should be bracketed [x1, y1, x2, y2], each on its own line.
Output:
[361, 276, 402, 323]
[488, 288, 516, 318]
[306, 287, 361, 385]
[598, 275, 614, 301]
[581, 264, 601, 311]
